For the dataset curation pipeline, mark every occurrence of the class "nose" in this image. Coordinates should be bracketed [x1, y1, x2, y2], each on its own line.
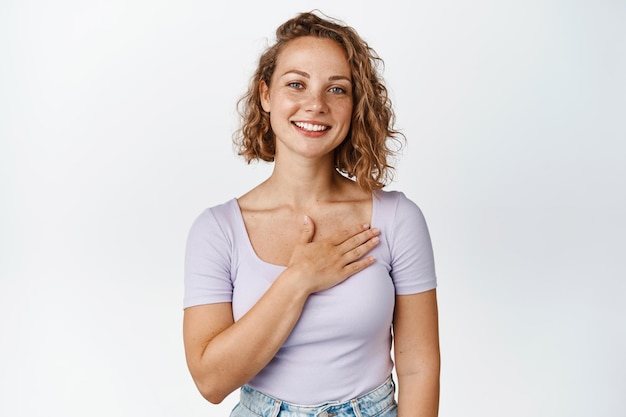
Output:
[305, 90, 328, 113]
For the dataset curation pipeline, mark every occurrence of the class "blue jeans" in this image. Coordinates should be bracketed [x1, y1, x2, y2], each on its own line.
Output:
[230, 376, 397, 417]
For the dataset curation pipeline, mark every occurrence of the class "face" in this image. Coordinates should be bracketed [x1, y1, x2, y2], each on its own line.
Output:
[259, 36, 353, 163]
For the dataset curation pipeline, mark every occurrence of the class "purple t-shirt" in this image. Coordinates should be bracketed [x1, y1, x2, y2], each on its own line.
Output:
[183, 190, 437, 404]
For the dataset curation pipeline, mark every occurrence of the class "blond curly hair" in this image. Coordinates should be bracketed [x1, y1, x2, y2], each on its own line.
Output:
[233, 11, 404, 191]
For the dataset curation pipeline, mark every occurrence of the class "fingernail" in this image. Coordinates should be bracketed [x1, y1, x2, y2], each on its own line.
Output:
[304, 215, 309, 225]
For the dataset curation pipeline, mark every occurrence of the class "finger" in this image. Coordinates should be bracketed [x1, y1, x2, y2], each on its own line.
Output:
[337, 227, 380, 255]
[342, 255, 376, 277]
[341, 233, 380, 261]
[330, 223, 371, 246]
[299, 215, 315, 244]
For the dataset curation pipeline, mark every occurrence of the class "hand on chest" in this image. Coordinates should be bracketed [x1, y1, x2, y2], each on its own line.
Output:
[243, 201, 373, 267]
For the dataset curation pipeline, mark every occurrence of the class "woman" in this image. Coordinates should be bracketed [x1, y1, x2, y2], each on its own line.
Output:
[183, 11, 440, 417]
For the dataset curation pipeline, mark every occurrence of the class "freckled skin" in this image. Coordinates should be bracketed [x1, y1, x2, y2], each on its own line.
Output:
[260, 36, 354, 163]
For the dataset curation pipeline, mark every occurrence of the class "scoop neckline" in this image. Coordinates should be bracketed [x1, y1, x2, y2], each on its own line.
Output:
[230, 192, 380, 268]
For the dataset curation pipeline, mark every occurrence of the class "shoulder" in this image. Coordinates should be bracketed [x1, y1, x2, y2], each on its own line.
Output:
[185, 198, 242, 272]
[188, 198, 240, 240]
[374, 189, 424, 218]
[374, 189, 414, 203]
[194, 198, 238, 222]
[374, 189, 431, 247]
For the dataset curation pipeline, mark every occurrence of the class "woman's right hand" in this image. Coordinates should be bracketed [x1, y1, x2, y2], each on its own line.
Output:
[287, 215, 380, 294]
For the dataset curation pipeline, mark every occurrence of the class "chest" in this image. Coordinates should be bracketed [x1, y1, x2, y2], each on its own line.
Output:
[242, 202, 372, 267]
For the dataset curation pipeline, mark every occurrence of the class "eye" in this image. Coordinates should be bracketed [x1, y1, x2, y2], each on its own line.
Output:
[329, 86, 346, 94]
[287, 82, 304, 89]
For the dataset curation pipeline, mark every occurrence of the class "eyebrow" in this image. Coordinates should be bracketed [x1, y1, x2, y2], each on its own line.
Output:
[281, 70, 351, 82]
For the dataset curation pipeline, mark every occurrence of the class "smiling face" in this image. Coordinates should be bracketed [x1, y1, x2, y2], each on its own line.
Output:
[259, 36, 353, 163]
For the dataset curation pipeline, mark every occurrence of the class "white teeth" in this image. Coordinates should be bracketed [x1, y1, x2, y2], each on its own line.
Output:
[294, 122, 328, 132]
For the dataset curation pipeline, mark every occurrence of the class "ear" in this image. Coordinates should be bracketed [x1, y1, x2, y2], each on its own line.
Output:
[259, 80, 271, 113]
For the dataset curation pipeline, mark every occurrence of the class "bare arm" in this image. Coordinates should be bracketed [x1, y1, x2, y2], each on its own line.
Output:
[183, 217, 380, 403]
[393, 289, 440, 417]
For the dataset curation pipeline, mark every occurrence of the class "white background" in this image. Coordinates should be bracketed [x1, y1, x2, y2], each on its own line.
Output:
[1, 0, 625, 416]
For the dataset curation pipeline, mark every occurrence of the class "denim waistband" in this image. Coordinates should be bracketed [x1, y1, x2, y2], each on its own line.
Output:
[235, 376, 396, 417]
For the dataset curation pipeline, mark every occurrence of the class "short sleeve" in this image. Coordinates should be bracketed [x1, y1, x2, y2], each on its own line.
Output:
[388, 192, 437, 294]
[183, 207, 234, 308]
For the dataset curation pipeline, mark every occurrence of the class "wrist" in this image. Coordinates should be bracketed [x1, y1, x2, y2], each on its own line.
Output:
[278, 267, 314, 300]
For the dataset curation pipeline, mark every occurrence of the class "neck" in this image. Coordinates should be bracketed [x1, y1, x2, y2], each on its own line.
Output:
[263, 155, 346, 207]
